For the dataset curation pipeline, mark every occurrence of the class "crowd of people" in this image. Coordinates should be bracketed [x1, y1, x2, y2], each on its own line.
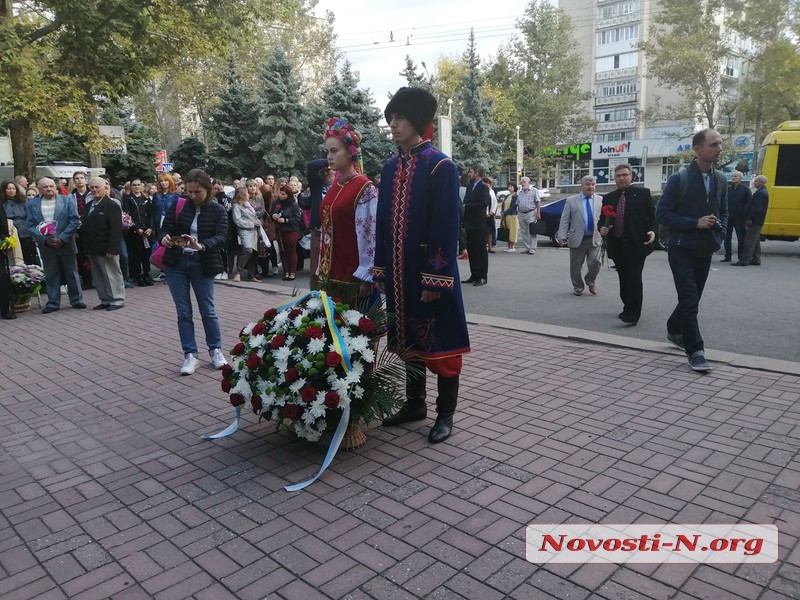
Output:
[0, 108, 771, 442]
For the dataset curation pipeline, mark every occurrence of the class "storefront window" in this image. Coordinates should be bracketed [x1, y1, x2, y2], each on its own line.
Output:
[661, 156, 682, 182]
[593, 158, 644, 184]
[558, 160, 591, 186]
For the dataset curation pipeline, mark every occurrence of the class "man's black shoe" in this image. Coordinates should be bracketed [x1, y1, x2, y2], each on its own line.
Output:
[473, 278, 487, 286]
[721, 257, 731, 262]
[42, 307, 58, 314]
[107, 305, 123, 311]
[93, 304, 110, 310]
[382, 404, 427, 427]
[749, 260, 761, 266]
[429, 414, 453, 444]
[620, 313, 638, 325]
[732, 261, 747, 266]
[461, 277, 476, 284]
[2, 312, 17, 320]
[72, 303, 87, 309]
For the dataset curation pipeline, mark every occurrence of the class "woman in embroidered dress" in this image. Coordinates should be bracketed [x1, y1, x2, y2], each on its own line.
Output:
[317, 117, 379, 309]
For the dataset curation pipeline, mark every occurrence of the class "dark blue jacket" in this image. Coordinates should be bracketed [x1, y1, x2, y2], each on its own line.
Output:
[303, 158, 329, 230]
[727, 182, 751, 225]
[656, 160, 728, 256]
[745, 187, 769, 226]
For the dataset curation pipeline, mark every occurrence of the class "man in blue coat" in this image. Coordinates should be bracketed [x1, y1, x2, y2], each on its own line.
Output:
[373, 87, 470, 444]
[26, 178, 85, 312]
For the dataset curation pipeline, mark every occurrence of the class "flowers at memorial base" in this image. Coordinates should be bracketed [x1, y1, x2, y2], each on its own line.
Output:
[0, 236, 17, 251]
[9, 264, 45, 297]
[221, 293, 403, 443]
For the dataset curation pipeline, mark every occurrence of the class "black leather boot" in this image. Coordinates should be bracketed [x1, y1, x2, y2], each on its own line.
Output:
[429, 375, 459, 444]
[382, 362, 427, 426]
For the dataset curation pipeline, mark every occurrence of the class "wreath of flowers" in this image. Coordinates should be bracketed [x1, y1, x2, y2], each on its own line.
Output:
[221, 293, 393, 442]
[324, 117, 361, 162]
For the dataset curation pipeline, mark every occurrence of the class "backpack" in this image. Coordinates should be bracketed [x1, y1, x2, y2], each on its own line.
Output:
[657, 167, 726, 248]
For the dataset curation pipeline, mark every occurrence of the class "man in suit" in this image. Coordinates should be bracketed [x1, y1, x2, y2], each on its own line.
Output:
[26, 178, 85, 313]
[599, 164, 656, 324]
[722, 170, 751, 262]
[557, 175, 603, 296]
[81, 178, 125, 310]
[733, 175, 769, 267]
[461, 164, 491, 286]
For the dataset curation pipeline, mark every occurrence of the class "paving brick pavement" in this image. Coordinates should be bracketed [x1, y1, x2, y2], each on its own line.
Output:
[0, 281, 799, 600]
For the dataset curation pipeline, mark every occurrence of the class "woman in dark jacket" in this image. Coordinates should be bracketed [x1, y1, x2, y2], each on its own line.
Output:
[0, 200, 17, 319]
[159, 169, 229, 375]
[2, 180, 38, 266]
[270, 184, 302, 281]
[122, 179, 155, 286]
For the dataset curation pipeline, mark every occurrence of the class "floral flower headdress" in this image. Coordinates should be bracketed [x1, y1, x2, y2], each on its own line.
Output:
[324, 117, 362, 166]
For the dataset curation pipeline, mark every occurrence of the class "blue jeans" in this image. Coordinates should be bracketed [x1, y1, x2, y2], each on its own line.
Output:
[165, 254, 221, 356]
[666, 249, 712, 356]
[40, 250, 83, 308]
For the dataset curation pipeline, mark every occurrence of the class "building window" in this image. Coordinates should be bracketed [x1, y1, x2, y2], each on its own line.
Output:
[597, 25, 639, 46]
[596, 51, 638, 72]
[596, 107, 636, 122]
[596, 79, 638, 97]
[598, 0, 638, 20]
[724, 56, 740, 77]
[662, 156, 683, 182]
[595, 131, 633, 142]
[558, 159, 590, 186]
[593, 158, 644, 184]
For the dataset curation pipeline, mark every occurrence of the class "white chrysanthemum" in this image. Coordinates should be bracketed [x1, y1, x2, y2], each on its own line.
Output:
[342, 309, 362, 326]
[309, 396, 327, 418]
[307, 338, 325, 354]
[292, 315, 305, 328]
[360, 347, 375, 364]
[301, 409, 318, 426]
[271, 409, 280, 421]
[248, 334, 266, 349]
[349, 335, 370, 353]
[298, 357, 312, 371]
[305, 297, 323, 311]
[242, 322, 256, 336]
[331, 378, 350, 395]
[231, 377, 252, 400]
[351, 385, 364, 400]
[273, 311, 290, 327]
[338, 394, 351, 407]
[289, 378, 307, 394]
[273, 346, 291, 362]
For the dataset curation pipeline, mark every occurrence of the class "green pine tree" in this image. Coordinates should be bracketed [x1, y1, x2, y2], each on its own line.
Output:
[253, 48, 311, 178]
[399, 55, 434, 92]
[170, 138, 208, 175]
[207, 56, 262, 180]
[319, 61, 396, 179]
[451, 29, 503, 175]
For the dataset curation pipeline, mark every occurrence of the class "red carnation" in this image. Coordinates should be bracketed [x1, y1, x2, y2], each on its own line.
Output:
[601, 205, 617, 218]
[221, 378, 232, 393]
[289, 308, 303, 319]
[358, 317, 376, 334]
[221, 364, 233, 377]
[283, 404, 299, 420]
[270, 334, 287, 349]
[325, 352, 341, 367]
[231, 342, 246, 356]
[304, 325, 324, 339]
[264, 308, 278, 320]
[251, 394, 263, 412]
[323, 391, 340, 409]
[252, 322, 266, 336]
[229, 393, 245, 407]
[284, 367, 299, 383]
[300, 386, 317, 404]
[246, 353, 261, 370]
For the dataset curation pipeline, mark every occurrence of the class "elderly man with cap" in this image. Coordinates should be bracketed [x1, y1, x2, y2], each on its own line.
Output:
[26, 177, 86, 312]
[373, 87, 471, 444]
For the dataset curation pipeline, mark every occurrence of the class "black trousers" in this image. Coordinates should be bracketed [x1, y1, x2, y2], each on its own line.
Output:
[666, 249, 712, 356]
[126, 234, 152, 280]
[723, 218, 744, 260]
[465, 228, 488, 280]
[613, 246, 647, 319]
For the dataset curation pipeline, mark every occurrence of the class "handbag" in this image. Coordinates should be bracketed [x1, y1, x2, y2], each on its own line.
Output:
[497, 227, 509, 242]
[150, 197, 187, 270]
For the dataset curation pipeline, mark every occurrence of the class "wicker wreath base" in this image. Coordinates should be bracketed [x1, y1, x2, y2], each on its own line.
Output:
[340, 421, 366, 450]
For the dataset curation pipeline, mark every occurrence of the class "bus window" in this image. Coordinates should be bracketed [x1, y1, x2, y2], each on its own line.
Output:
[775, 144, 800, 186]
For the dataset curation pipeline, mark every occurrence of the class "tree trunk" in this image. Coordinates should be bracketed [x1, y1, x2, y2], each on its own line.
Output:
[9, 117, 36, 180]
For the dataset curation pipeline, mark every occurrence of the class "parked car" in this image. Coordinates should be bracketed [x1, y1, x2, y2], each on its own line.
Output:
[538, 187, 551, 199]
[534, 198, 567, 245]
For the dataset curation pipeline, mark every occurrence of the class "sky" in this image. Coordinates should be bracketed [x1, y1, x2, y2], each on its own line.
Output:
[313, 0, 532, 111]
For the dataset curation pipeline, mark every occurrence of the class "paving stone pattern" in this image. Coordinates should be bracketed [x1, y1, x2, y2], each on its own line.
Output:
[0, 283, 799, 599]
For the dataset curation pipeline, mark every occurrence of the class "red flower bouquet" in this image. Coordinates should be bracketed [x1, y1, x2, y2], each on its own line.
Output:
[599, 205, 617, 266]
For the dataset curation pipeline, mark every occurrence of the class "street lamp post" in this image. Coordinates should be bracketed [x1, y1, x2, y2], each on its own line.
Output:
[447, 98, 453, 118]
[515, 125, 522, 182]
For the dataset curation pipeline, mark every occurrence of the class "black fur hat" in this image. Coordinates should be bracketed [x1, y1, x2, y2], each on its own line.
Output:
[384, 87, 438, 135]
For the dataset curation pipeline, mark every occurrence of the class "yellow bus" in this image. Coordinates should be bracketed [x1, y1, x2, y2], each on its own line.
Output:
[756, 121, 800, 241]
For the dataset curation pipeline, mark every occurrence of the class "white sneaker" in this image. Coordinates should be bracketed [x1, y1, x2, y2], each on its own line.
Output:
[180, 354, 199, 375]
[503, 248, 515, 253]
[272, 267, 279, 276]
[60, 285, 68, 295]
[214, 273, 223, 280]
[528, 249, 536, 255]
[154, 273, 166, 282]
[220, 272, 228, 280]
[210, 348, 227, 370]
